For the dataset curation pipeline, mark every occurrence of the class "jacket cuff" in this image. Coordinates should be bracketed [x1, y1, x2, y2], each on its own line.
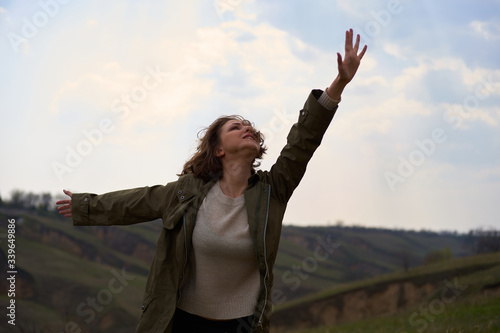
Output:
[317, 90, 340, 110]
[298, 90, 338, 130]
[72, 193, 90, 226]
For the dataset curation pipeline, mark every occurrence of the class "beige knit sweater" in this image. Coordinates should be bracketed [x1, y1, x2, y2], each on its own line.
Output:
[177, 181, 260, 319]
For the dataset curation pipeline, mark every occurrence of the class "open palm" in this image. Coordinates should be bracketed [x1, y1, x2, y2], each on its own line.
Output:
[326, 29, 367, 101]
[337, 29, 367, 83]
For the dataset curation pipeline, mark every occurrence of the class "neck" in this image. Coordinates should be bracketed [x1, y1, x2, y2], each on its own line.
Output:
[219, 159, 252, 198]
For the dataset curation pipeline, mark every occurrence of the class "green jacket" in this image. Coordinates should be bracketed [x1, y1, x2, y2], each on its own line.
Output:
[72, 89, 337, 333]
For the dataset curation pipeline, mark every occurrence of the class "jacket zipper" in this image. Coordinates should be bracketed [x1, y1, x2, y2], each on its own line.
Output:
[257, 183, 271, 328]
[177, 213, 188, 302]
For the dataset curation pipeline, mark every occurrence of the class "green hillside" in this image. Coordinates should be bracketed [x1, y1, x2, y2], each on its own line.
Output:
[0, 209, 156, 333]
[273, 225, 470, 302]
[271, 252, 500, 332]
[0, 208, 479, 332]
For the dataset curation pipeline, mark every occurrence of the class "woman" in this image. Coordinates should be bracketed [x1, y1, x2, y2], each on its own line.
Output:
[57, 29, 367, 333]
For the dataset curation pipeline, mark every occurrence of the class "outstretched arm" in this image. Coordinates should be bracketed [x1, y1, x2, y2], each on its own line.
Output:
[56, 185, 174, 226]
[326, 29, 367, 101]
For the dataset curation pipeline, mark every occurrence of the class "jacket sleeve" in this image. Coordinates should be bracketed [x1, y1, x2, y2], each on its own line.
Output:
[71, 183, 176, 226]
[267, 89, 338, 203]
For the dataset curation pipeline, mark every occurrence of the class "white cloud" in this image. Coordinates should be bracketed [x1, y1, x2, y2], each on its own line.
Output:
[42, 15, 347, 169]
[469, 107, 499, 127]
[49, 62, 135, 115]
[473, 165, 500, 181]
[356, 54, 377, 72]
[356, 75, 388, 88]
[383, 42, 408, 59]
[443, 103, 500, 129]
[470, 20, 500, 40]
[392, 55, 500, 104]
[335, 0, 368, 18]
[393, 61, 427, 91]
[86, 19, 98, 27]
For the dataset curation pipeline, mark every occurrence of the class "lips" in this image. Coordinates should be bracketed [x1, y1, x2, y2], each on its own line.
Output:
[243, 134, 256, 141]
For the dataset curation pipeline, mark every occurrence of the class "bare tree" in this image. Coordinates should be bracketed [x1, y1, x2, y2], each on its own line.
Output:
[465, 228, 500, 254]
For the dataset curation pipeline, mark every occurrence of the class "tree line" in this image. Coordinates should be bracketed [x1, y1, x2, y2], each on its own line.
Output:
[464, 228, 500, 254]
[0, 189, 59, 212]
[1, 189, 499, 254]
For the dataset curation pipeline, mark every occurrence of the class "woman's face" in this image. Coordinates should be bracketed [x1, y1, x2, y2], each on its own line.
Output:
[215, 119, 260, 160]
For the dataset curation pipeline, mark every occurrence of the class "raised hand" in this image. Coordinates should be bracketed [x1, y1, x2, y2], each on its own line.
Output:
[56, 189, 73, 218]
[337, 29, 367, 84]
[326, 29, 367, 101]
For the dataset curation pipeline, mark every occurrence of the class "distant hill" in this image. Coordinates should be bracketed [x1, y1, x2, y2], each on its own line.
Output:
[273, 224, 471, 303]
[0, 208, 475, 332]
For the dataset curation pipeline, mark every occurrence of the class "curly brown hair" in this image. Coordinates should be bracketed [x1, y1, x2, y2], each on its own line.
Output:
[179, 115, 267, 181]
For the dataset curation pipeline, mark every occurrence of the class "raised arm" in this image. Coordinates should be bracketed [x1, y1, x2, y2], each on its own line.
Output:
[266, 29, 367, 202]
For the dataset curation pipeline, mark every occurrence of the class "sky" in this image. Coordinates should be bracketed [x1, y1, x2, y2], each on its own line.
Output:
[1, 0, 499, 233]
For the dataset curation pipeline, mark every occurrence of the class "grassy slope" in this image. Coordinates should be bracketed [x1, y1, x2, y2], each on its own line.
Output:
[0, 210, 154, 332]
[297, 292, 500, 333]
[273, 226, 469, 300]
[273, 252, 500, 333]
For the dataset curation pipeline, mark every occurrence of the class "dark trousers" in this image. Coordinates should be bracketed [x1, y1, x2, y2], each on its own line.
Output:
[172, 308, 254, 333]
